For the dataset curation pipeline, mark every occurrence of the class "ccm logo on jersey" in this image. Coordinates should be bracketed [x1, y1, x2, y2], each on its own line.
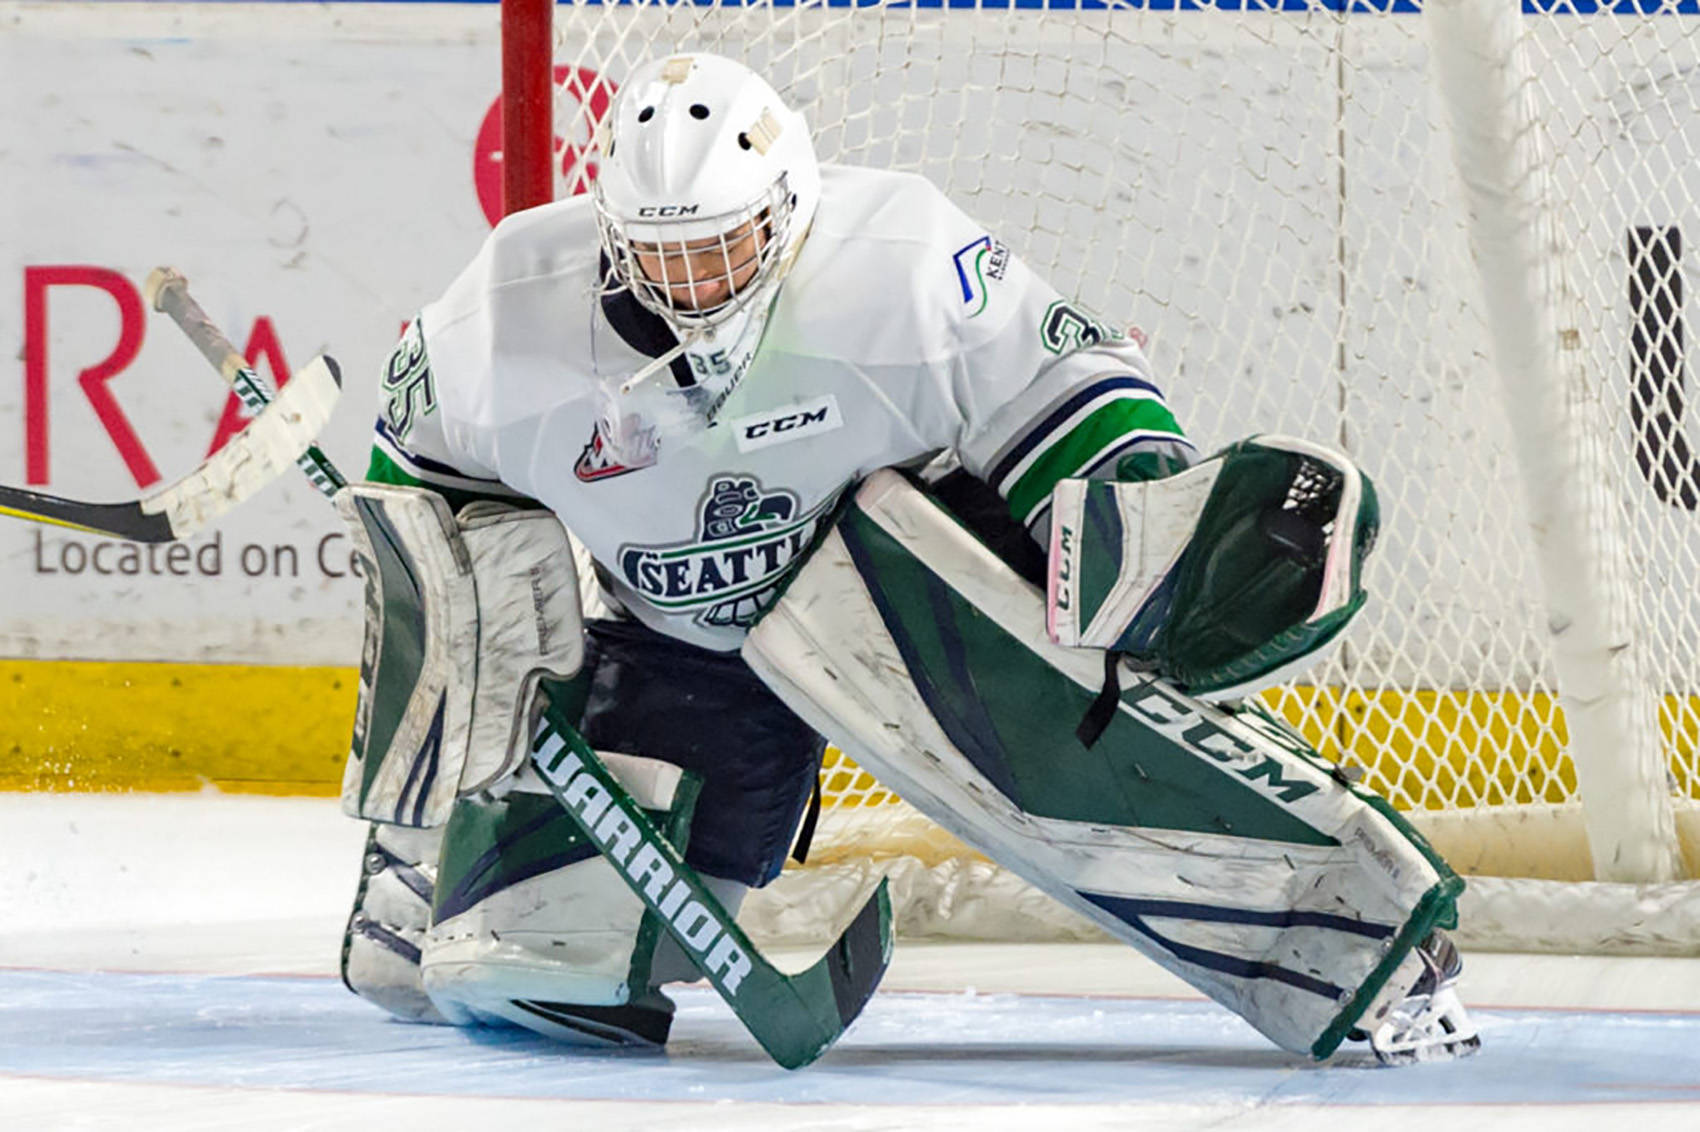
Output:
[730, 395, 843, 453]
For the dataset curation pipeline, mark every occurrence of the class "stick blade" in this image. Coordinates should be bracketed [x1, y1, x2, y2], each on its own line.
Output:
[824, 878, 893, 1034]
[0, 486, 175, 542]
[761, 877, 893, 1070]
[143, 354, 343, 539]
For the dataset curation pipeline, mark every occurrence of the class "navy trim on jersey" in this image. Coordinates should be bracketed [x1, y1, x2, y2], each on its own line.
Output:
[1020, 431, 1198, 531]
[986, 374, 1166, 489]
[373, 416, 527, 493]
[1074, 431, 1198, 480]
[374, 416, 462, 479]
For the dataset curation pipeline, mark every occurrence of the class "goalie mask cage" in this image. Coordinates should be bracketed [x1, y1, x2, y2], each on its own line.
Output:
[501, 0, 1700, 954]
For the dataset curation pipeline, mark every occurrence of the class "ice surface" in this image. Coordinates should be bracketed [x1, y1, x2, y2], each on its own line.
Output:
[4, 793, 1700, 1130]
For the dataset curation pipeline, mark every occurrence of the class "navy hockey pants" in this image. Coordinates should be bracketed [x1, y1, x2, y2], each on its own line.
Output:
[574, 617, 824, 887]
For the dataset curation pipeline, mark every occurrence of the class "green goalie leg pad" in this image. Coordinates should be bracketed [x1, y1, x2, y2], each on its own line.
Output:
[423, 779, 692, 1047]
[744, 470, 1465, 1059]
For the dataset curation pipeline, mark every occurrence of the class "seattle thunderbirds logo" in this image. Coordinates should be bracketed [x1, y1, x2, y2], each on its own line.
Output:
[617, 476, 836, 630]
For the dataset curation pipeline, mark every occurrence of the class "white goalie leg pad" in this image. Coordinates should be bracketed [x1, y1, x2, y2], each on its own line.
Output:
[744, 470, 1465, 1060]
[341, 822, 448, 1024]
[337, 485, 585, 826]
[421, 750, 738, 1044]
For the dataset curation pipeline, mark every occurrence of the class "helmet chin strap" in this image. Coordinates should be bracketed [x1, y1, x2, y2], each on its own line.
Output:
[597, 293, 776, 466]
[617, 338, 692, 397]
[620, 286, 773, 400]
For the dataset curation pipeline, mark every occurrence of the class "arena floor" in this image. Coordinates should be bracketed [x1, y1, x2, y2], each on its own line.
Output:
[4, 793, 1699, 1130]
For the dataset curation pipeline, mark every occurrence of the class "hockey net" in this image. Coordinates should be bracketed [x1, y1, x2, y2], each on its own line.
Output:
[507, 0, 1700, 953]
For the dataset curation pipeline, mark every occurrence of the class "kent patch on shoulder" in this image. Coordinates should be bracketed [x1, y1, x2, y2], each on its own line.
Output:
[952, 235, 1010, 318]
[731, 395, 843, 453]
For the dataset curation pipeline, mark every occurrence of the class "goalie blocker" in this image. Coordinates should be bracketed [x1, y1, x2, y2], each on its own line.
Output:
[743, 466, 1476, 1062]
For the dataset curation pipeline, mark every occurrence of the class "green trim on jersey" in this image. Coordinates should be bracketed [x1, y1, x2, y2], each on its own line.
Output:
[364, 445, 537, 515]
[1005, 398, 1187, 522]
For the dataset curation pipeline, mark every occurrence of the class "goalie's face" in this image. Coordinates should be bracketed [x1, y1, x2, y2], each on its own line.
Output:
[630, 215, 770, 315]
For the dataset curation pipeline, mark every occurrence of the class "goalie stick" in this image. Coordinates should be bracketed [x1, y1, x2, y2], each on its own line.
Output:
[0, 354, 341, 543]
[144, 268, 346, 499]
[146, 266, 893, 1068]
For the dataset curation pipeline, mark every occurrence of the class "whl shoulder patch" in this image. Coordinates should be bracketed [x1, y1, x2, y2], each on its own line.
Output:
[732, 395, 842, 453]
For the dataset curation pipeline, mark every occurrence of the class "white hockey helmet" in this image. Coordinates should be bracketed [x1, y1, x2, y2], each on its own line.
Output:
[593, 53, 820, 332]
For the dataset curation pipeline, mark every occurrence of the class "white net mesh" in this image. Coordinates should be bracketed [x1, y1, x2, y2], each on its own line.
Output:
[540, 0, 1700, 941]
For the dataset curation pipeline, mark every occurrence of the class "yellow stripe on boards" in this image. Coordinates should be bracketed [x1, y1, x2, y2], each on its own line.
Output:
[5, 661, 1698, 827]
[1258, 685, 1580, 811]
[0, 660, 354, 794]
[1261, 685, 1700, 809]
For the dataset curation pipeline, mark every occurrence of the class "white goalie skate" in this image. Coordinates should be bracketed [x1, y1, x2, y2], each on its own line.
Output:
[1358, 931, 1482, 1065]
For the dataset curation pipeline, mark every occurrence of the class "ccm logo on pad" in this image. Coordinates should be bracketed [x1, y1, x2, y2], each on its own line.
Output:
[732, 396, 843, 453]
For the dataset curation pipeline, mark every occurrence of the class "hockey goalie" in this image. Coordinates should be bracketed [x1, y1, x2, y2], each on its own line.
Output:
[335, 50, 1479, 1067]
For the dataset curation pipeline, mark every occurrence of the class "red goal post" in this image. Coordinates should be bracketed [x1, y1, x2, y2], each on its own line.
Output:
[501, 0, 559, 216]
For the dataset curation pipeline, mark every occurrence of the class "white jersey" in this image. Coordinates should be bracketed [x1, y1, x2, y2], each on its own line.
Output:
[375, 164, 1191, 651]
